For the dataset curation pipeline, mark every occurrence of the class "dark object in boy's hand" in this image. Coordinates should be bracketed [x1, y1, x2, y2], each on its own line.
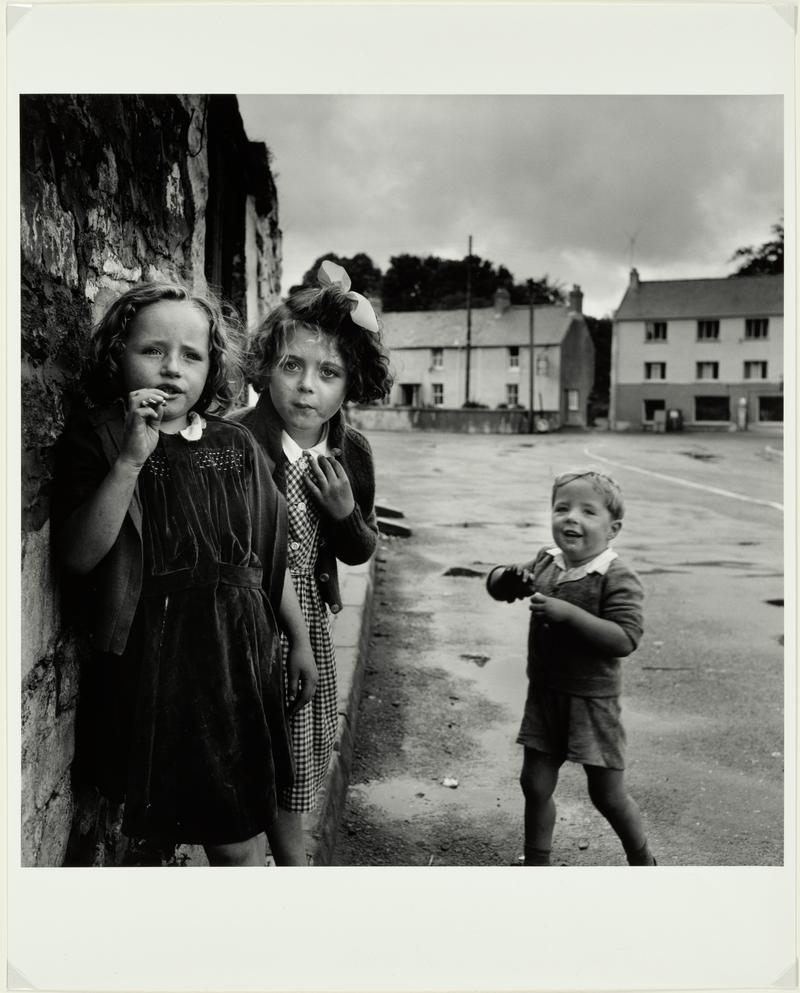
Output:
[489, 565, 534, 602]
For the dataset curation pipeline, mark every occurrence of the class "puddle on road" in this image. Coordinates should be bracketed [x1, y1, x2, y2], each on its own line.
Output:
[636, 568, 689, 576]
[442, 566, 486, 578]
[765, 599, 784, 607]
[676, 560, 754, 569]
[680, 450, 721, 462]
[460, 653, 490, 667]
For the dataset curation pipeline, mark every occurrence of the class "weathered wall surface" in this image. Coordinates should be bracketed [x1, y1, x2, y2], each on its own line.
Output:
[19, 94, 281, 866]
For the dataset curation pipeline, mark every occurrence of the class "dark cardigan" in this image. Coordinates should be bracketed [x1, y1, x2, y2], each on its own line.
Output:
[54, 402, 288, 654]
[231, 391, 378, 614]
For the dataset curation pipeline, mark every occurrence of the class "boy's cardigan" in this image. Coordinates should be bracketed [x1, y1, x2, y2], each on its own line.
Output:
[487, 547, 644, 697]
[231, 391, 378, 614]
[54, 402, 288, 655]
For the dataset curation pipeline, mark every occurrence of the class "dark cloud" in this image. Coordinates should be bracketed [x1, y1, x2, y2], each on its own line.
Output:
[239, 95, 782, 316]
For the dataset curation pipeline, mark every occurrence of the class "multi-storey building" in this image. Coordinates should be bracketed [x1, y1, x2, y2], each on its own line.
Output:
[610, 270, 783, 430]
[380, 286, 595, 429]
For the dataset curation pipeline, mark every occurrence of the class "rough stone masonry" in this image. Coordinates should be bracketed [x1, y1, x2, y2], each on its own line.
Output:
[19, 94, 281, 866]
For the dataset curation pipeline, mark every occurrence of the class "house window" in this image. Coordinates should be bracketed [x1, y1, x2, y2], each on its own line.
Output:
[696, 361, 719, 380]
[399, 384, 420, 406]
[697, 320, 720, 340]
[643, 399, 666, 422]
[745, 318, 769, 340]
[508, 346, 520, 369]
[431, 383, 444, 406]
[744, 361, 767, 380]
[645, 362, 666, 380]
[645, 321, 667, 341]
[506, 383, 519, 406]
[566, 390, 579, 412]
[695, 396, 730, 421]
[431, 348, 443, 369]
[758, 396, 783, 422]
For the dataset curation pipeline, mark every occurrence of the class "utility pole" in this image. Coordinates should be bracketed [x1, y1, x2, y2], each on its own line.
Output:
[527, 278, 535, 433]
[464, 235, 472, 406]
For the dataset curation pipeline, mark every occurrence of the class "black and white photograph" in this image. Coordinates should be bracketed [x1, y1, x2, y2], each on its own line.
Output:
[6, 3, 796, 992]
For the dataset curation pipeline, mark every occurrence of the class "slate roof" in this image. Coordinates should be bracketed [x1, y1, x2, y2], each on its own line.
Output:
[614, 274, 783, 321]
[379, 305, 576, 349]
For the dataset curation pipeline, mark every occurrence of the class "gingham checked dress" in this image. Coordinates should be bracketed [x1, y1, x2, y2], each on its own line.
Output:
[279, 452, 338, 812]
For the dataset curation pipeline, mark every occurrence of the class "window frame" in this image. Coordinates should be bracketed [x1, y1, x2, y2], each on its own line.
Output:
[645, 320, 667, 342]
[506, 382, 519, 407]
[508, 346, 520, 369]
[697, 319, 720, 341]
[757, 395, 783, 422]
[431, 347, 444, 370]
[694, 395, 730, 422]
[744, 360, 768, 380]
[696, 361, 720, 380]
[644, 361, 666, 381]
[431, 383, 444, 406]
[745, 318, 769, 340]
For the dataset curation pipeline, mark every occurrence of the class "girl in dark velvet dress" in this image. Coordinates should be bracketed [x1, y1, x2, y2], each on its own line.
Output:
[56, 282, 316, 866]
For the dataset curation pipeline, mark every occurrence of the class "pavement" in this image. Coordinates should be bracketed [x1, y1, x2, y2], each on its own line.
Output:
[305, 556, 377, 866]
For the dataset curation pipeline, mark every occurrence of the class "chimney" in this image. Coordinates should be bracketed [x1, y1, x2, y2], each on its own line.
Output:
[629, 267, 640, 289]
[568, 284, 583, 313]
[493, 287, 511, 316]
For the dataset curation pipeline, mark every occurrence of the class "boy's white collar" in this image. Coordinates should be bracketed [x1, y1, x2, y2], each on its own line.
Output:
[281, 426, 330, 464]
[546, 546, 618, 576]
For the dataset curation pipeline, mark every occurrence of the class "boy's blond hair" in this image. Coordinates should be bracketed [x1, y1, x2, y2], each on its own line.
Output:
[552, 469, 625, 520]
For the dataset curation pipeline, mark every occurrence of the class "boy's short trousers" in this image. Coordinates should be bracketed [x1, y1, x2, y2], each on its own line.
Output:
[517, 684, 626, 769]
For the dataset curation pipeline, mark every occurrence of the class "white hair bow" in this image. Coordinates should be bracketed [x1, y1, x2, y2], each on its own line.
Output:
[317, 260, 379, 333]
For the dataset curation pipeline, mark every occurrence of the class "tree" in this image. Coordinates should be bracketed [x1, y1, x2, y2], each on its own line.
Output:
[382, 253, 565, 311]
[293, 252, 383, 295]
[729, 220, 784, 276]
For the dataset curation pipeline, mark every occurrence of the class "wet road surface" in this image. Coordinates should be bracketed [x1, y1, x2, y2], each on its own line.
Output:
[333, 430, 784, 866]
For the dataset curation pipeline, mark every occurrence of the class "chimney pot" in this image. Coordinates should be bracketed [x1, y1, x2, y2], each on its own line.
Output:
[493, 287, 511, 315]
[568, 284, 583, 314]
[630, 267, 640, 289]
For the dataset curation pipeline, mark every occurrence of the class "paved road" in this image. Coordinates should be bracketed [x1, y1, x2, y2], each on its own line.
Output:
[333, 429, 785, 866]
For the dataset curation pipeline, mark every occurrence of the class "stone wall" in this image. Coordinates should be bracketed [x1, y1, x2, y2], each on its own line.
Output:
[345, 405, 545, 434]
[19, 94, 281, 866]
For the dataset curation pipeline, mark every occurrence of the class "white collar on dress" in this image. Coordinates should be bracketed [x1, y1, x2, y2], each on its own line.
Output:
[546, 545, 618, 580]
[179, 411, 206, 441]
[281, 425, 330, 464]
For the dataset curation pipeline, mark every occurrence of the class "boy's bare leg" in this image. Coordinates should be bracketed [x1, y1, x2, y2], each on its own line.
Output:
[520, 747, 562, 865]
[584, 765, 655, 864]
[266, 808, 308, 866]
[204, 833, 267, 866]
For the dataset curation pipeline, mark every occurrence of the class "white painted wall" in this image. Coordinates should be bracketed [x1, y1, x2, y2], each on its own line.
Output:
[615, 316, 783, 385]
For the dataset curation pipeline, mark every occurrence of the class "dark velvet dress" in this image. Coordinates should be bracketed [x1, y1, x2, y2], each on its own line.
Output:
[60, 411, 293, 846]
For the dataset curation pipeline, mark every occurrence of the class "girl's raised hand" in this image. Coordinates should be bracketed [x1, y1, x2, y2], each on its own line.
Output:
[305, 453, 356, 521]
[120, 389, 168, 467]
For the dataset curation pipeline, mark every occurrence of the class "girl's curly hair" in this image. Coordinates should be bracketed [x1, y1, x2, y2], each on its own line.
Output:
[245, 285, 393, 404]
[84, 280, 244, 413]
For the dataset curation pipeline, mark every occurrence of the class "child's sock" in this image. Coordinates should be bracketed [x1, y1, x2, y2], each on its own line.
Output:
[625, 840, 656, 866]
[523, 846, 552, 866]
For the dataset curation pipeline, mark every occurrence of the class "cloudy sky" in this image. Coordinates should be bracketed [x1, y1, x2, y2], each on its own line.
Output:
[238, 95, 783, 318]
